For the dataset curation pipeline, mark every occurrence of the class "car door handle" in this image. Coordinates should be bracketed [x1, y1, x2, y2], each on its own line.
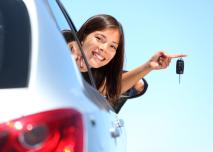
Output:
[110, 118, 125, 138]
[110, 127, 120, 138]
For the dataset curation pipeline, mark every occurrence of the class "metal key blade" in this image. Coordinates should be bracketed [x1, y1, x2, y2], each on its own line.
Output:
[179, 74, 181, 84]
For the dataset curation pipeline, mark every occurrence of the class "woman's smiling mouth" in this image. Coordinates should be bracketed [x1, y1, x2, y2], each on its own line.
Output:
[92, 51, 105, 61]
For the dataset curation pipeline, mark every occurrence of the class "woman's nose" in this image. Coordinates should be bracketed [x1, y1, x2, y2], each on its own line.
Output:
[99, 43, 107, 52]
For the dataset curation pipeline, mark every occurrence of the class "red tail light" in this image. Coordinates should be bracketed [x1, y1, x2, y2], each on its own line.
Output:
[0, 108, 84, 152]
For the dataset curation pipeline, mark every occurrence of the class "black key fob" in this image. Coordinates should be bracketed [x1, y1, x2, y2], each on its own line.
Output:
[176, 58, 184, 74]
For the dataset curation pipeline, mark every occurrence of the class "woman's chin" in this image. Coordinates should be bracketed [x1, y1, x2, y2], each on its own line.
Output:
[91, 64, 101, 68]
[89, 60, 102, 68]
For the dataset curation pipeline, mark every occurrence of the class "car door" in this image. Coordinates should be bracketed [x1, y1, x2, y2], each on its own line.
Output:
[47, 0, 126, 152]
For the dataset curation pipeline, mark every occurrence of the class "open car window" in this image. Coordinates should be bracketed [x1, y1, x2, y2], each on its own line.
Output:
[47, 0, 117, 112]
[47, 0, 115, 112]
[47, 0, 97, 88]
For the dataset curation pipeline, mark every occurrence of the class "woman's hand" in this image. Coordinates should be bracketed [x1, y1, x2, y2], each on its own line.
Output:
[75, 56, 87, 72]
[147, 51, 187, 70]
[69, 41, 88, 72]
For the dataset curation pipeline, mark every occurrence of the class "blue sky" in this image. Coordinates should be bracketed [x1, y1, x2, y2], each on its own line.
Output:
[63, 0, 213, 151]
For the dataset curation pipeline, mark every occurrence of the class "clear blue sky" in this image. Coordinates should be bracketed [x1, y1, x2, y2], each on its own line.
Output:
[63, 0, 213, 151]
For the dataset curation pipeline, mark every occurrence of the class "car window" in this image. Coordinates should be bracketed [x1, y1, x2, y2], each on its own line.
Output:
[47, 0, 97, 88]
[0, 13, 3, 69]
[47, 0, 115, 111]
[0, 0, 31, 88]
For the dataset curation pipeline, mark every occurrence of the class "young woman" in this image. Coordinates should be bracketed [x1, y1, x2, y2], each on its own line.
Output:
[63, 14, 186, 109]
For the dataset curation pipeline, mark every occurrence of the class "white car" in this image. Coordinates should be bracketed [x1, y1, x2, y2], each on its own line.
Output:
[0, 0, 127, 151]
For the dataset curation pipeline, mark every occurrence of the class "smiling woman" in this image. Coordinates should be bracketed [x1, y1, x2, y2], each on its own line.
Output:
[80, 28, 119, 69]
[63, 29, 148, 113]
[63, 14, 186, 109]
[76, 14, 125, 106]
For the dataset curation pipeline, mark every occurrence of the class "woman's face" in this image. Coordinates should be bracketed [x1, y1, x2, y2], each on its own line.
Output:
[81, 28, 120, 68]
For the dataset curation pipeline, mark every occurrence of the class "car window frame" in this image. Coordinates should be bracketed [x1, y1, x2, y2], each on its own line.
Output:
[55, 0, 97, 89]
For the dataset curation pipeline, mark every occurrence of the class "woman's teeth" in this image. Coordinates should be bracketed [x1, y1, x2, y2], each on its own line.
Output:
[94, 52, 104, 61]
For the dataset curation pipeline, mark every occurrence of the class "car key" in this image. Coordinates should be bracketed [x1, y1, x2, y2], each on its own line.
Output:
[176, 58, 184, 84]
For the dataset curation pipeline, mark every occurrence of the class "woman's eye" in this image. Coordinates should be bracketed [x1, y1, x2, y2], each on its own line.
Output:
[111, 45, 117, 50]
[95, 36, 101, 41]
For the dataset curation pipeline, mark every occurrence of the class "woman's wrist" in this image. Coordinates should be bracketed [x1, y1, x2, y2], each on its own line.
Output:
[144, 61, 153, 73]
[136, 61, 153, 79]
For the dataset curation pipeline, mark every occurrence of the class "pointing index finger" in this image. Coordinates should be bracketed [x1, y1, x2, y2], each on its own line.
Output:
[169, 54, 187, 58]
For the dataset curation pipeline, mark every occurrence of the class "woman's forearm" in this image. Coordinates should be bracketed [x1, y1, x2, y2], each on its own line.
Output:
[121, 62, 152, 94]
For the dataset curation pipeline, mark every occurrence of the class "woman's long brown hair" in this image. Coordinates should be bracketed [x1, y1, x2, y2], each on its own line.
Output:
[77, 14, 125, 106]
